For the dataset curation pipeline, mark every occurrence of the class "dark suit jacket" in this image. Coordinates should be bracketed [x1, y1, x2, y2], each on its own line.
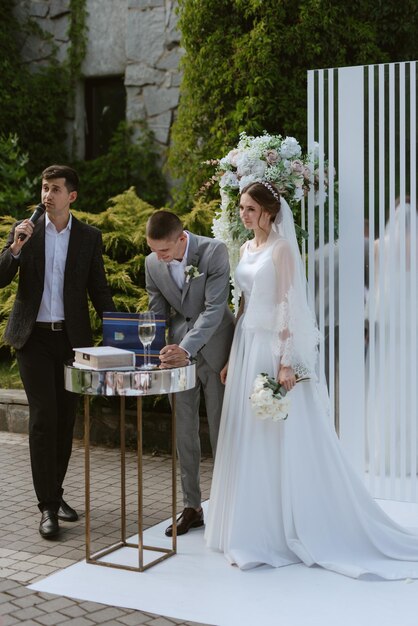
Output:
[0, 214, 115, 350]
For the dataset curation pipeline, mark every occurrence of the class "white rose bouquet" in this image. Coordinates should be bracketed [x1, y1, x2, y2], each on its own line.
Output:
[250, 373, 291, 422]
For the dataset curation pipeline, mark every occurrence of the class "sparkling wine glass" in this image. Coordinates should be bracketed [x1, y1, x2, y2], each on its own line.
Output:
[138, 311, 156, 369]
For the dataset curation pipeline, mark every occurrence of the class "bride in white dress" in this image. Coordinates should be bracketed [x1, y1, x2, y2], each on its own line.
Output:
[205, 181, 418, 579]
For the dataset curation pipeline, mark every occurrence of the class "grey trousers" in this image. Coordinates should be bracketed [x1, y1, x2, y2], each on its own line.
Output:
[173, 353, 225, 508]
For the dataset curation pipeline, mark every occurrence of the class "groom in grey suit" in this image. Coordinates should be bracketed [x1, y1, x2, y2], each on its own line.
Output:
[145, 211, 234, 536]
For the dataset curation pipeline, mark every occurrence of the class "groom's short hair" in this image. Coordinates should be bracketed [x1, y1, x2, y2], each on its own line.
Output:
[146, 210, 183, 240]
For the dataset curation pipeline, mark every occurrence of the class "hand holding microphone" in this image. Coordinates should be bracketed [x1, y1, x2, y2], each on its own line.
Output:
[17, 203, 46, 241]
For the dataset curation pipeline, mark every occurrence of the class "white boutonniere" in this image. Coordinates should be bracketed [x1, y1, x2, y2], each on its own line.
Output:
[184, 264, 203, 283]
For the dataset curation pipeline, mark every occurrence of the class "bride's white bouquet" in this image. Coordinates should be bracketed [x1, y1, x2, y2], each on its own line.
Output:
[250, 373, 291, 422]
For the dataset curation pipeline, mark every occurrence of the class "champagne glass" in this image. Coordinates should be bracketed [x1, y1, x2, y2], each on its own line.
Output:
[138, 311, 156, 369]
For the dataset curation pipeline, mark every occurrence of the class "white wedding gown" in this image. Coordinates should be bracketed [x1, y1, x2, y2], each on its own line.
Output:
[205, 231, 418, 579]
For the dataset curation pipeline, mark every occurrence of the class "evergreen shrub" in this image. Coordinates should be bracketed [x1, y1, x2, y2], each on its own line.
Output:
[0, 135, 35, 218]
[169, 0, 418, 211]
[0, 187, 156, 355]
[73, 123, 168, 214]
[0, 1, 70, 177]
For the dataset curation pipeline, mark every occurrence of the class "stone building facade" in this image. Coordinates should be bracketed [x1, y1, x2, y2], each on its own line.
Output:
[14, 0, 182, 160]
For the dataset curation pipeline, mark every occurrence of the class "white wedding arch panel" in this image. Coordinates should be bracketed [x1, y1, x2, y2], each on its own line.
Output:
[307, 61, 417, 502]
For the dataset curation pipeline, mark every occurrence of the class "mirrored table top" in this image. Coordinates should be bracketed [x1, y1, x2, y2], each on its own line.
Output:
[64, 362, 196, 396]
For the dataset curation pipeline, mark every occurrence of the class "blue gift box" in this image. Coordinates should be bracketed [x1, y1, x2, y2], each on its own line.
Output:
[103, 312, 166, 367]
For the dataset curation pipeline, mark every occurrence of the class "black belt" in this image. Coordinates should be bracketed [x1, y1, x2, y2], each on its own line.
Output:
[35, 321, 65, 331]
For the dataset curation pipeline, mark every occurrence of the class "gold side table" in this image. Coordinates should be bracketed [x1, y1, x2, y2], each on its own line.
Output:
[64, 363, 196, 572]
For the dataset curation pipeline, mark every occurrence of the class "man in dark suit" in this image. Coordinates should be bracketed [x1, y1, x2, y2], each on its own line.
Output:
[0, 165, 115, 539]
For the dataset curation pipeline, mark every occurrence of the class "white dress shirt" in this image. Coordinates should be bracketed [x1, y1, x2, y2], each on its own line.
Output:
[167, 233, 190, 290]
[36, 213, 72, 322]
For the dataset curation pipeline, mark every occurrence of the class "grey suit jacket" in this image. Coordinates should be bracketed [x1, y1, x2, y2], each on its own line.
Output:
[0, 214, 115, 350]
[145, 232, 234, 372]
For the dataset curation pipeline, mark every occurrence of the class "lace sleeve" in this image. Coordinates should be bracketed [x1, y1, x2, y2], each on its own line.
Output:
[272, 240, 321, 377]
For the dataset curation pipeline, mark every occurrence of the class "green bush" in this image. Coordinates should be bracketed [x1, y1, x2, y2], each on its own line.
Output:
[73, 186, 155, 319]
[0, 1, 70, 177]
[0, 188, 155, 355]
[0, 188, 213, 398]
[0, 184, 216, 363]
[169, 0, 418, 211]
[0, 134, 36, 218]
[73, 123, 168, 214]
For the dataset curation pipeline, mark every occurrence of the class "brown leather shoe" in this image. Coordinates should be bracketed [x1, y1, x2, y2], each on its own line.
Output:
[165, 507, 204, 537]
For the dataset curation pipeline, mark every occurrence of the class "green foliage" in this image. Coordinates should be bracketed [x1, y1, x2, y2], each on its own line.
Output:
[0, 354, 22, 389]
[72, 187, 157, 326]
[67, 0, 88, 84]
[0, 135, 35, 218]
[66, 0, 89, 153]
[0, 0, 70, 176]
[73, 123, 168, 214]
[181, 198, 220, 238]
[169, 0, 418, 210]
[0, 187, 156, 356]
[0, 216, 19, 350]
[0, 186, 213, 357]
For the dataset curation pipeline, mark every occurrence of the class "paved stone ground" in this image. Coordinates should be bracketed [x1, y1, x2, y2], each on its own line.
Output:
[0, 432, 214, 626]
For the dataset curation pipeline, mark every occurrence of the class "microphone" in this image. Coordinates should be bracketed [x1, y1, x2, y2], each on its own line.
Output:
[18, 203, 46, 241]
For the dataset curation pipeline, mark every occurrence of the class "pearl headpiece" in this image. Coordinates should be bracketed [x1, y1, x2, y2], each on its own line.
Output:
[260, 180, 280, 202]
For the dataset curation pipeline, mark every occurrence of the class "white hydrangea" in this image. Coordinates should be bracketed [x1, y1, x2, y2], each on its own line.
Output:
[280, 136, 302, 159]
[236, 153, 267, 179]
[238, 174, 259, 192]
[219, 170, 239, 189]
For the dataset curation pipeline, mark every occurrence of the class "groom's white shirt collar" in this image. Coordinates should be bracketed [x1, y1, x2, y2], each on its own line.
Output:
[167, 232, 189, 289]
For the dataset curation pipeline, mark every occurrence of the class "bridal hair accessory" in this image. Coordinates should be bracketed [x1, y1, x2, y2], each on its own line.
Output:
[259, 180, 280, 202]
[206, 131, 329, 311]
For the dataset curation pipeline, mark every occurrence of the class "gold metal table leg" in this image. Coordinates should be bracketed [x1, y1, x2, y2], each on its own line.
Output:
[137, 395, 144, 569]
[120, 396, 126, 543]
[84, 396, 91, 562]
[84, 391, 178, 571]
[171, 393, 177, 551]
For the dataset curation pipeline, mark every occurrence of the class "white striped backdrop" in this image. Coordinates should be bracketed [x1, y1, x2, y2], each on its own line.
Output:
[307, 61, 417, 502]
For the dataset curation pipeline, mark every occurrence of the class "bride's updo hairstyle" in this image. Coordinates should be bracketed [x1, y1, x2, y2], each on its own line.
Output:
[241, 181, 281, 223]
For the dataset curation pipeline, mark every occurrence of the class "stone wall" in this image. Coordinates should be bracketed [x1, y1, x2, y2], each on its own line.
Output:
[0, 390, 30, 435]
[14, 0, 182, 159]
[0, 389, 211, 453]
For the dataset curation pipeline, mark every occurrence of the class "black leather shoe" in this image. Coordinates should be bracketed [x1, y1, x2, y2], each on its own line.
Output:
[58, 499, 79, 522]
[165, 507, 204, 537]
[39, 510, 59, 539]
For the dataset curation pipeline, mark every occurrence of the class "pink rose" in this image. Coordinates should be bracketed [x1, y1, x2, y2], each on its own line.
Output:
[265, 149, 280, 165]
[227, 149, 240, 168]
[291, 159, 304, 174]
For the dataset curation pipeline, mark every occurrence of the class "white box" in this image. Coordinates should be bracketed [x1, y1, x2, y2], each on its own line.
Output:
[73, 346, 136, 370]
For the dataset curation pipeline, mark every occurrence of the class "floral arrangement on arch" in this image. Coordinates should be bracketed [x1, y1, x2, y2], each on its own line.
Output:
[207, 132, 327, 311]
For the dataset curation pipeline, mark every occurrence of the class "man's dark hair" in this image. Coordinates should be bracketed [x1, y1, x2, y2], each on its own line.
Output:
[41, 165, 79, 193]
[146, 210, 183, 240]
